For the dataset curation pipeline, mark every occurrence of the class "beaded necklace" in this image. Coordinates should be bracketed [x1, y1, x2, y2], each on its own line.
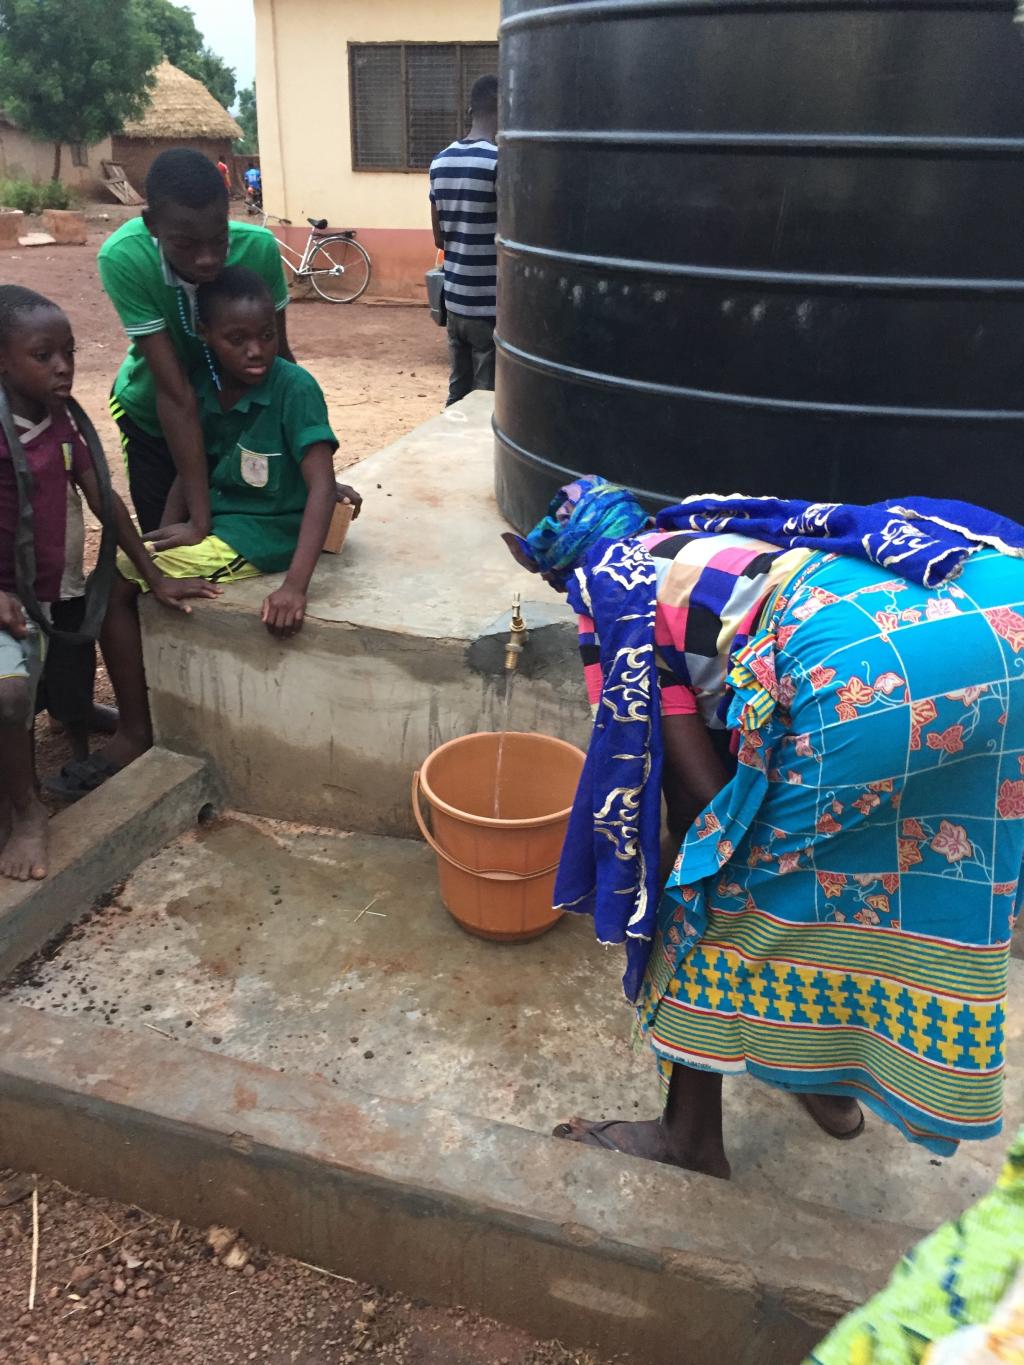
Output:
[175, 286, 221, 390]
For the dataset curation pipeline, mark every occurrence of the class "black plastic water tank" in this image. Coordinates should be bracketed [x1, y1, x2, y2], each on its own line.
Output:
[494, 0, 1024, 531]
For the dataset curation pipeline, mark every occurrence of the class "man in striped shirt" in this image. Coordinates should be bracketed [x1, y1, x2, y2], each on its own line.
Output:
[429, 74, 499, 406]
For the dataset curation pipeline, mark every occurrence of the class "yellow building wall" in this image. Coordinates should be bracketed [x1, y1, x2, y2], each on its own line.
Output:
[254, 0, 499, 229]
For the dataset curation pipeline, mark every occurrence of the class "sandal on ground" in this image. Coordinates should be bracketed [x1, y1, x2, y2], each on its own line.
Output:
[553, 1119, 629, 1153]
[43, 753, 125, 802]
[797, 1094, 865, 1140]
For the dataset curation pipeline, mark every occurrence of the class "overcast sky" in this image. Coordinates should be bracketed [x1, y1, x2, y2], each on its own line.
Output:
[179, 0, 255, 104]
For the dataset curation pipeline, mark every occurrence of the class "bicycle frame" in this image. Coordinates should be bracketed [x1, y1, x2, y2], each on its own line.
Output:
[276, 231, 320, 279]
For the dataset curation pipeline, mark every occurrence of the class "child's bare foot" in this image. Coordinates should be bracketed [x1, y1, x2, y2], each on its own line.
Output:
[553, 1116, 732, 1179]
[0, 797, 49, 881]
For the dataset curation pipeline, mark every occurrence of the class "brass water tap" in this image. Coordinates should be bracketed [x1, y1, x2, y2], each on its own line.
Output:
[505, 592, 529, 671]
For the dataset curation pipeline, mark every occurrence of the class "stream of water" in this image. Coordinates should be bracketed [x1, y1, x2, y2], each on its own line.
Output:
[493, 670, 516, 818]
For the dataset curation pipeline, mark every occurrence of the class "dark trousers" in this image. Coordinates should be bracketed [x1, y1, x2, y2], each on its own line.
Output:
[36, 597, 96, 729]
[113, 407, 175, 534]
[445, 313, 496, 407]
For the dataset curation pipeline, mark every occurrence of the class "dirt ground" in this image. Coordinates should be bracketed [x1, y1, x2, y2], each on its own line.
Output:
[1, 225, 450, 785]
[0, 1172, 610, 1365]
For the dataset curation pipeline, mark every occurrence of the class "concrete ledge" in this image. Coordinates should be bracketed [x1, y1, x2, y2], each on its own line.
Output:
[0, 1002, 912, 1363]
[141, 392, 591, 837]
[0, 749, 217, 976]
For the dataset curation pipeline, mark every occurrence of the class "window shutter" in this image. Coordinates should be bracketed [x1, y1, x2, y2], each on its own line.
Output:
[351, 45, 404, 170]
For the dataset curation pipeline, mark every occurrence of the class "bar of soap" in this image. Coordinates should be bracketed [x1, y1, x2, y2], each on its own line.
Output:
[323, 501, 354, 555]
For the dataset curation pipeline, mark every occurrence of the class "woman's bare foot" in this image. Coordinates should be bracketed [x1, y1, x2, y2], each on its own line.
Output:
[0, 797, 49, 881]
[798, 1093, 864, 1139]
[553, 1116, 732, 1179]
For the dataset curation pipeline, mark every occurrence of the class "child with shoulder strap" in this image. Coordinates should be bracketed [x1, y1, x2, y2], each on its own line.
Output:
[0, 286, 218, 882]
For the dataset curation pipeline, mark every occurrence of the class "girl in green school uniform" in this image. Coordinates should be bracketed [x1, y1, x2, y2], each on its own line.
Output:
[57, 267, 362, 798]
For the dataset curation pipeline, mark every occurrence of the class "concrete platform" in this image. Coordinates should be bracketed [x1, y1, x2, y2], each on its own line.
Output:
[139, 391, 590, 837]
[4, 813, 1019, 1235]
[0, 748, 216, 977]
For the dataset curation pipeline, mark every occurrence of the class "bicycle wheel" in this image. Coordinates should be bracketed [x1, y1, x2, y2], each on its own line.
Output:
[307, 236, 372, 303]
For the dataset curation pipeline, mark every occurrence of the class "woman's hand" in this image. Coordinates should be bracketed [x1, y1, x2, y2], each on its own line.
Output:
[0, 591, 27, 638]
[151, 576, 223, 614]
[334, 482, 362, 518]
[261, 583, 307, 638]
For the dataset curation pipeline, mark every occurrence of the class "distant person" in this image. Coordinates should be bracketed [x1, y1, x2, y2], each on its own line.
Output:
[217, 157, 231, 193]
[98, 149, 292, 539]
[429, 74, 498, 406]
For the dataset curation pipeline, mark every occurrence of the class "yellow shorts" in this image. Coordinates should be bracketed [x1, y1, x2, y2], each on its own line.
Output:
[117, 534, 262, 592]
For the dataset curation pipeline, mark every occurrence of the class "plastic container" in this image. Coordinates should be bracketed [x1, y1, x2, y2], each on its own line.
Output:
[495, 0, 1024, 529]
[412, 730, 585, 942]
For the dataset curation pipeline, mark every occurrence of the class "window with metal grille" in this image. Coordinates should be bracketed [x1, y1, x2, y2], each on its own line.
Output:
[350, 42, 498, 173]
[70, 142, 89, 167]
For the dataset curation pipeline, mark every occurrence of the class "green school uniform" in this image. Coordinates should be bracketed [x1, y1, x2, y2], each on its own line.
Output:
[200, 359, 338, 574]
[98, 217, 290, 436]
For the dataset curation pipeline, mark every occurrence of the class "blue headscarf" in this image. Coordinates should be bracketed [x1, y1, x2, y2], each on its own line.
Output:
[509, 475, 651, 588]
[510, 477, 662, 1000]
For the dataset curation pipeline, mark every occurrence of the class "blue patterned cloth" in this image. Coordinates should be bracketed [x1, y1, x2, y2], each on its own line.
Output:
[657, 496, 1024, 589]
[559, 538, 663, 1001]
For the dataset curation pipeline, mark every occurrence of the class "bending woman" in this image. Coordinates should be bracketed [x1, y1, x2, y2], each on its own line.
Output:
[505, 480, 1024, 1178]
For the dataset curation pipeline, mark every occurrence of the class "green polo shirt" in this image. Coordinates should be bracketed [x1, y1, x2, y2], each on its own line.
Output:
[201, 359, 338, 574]
[98, 217, 290, 436]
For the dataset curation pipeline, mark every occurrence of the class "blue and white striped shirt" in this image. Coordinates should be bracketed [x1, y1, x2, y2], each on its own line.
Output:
[429, 139, 498, 318]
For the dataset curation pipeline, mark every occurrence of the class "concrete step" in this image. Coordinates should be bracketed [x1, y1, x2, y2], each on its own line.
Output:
[0, 748, 217, 976]
[2, 811, 1018, 1362]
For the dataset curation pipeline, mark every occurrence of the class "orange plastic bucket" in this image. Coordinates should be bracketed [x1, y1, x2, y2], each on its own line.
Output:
[412, 731, 586, 942]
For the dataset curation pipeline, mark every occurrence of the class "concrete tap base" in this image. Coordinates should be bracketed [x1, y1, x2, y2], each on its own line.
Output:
[139, 390, 591, 838]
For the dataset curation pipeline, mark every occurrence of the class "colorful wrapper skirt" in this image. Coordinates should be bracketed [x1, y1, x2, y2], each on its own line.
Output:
[636, 549, 1024, 1155]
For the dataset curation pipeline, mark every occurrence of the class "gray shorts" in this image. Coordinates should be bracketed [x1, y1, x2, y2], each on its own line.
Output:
[0, 602, 47, 728]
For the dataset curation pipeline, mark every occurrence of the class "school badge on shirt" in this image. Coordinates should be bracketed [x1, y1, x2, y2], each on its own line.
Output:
[62, 442, 73, 471]
[240, 448, 269, 488]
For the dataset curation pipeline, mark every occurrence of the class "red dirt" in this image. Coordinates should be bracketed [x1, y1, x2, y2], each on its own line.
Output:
[0, 1173, 611, 1365]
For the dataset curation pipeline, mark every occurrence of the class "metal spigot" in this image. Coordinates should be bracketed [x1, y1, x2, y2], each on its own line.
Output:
[505, 591, 528, 671]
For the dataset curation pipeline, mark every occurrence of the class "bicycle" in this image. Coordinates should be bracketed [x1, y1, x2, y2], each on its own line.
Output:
[251, 207, 372, 304]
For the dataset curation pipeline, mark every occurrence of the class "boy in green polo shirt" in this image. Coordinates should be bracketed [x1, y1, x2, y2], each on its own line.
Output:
[60, 267, 361, 796]
[98, 148, 292, 537]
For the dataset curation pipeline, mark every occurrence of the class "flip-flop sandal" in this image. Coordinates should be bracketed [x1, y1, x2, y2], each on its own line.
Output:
[552, 1119, 629, 1153]
[43, 754, 124, 803]
[797, 1094, 865, 1140]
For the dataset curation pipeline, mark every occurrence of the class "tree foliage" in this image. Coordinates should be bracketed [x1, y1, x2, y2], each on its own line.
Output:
[135, 0, 236, 110]
[235, 83, 258, 155]
[0, 0, 160, 180]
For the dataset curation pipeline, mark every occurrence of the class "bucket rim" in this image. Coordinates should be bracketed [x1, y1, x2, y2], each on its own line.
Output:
[418, 730, 586, 830]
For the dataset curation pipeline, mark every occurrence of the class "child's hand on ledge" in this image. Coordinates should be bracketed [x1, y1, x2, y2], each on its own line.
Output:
[262, 583, 307, 638]
[152, 576, 223, 614]
[335, 482, 362, 518]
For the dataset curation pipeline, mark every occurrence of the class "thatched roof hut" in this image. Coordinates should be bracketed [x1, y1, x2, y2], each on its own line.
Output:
[121, 62, 242, 142]
[112, 62, 242, 194]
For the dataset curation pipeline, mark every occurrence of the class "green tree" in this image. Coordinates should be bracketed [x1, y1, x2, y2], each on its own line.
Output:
[235, 83, 258, 155]
[135, 0, 236, 110]
[0, 0, 159, 182]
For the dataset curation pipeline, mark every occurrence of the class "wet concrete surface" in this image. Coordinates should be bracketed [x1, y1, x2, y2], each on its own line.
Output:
[3, 812, 1020, 1233]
